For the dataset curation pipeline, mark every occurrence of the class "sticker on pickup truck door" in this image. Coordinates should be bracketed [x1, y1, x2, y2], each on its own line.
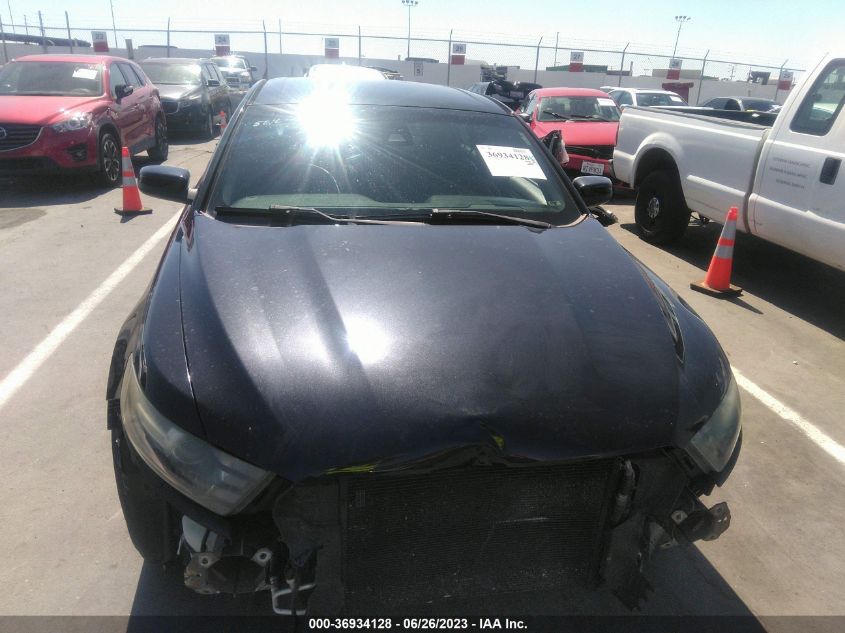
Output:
[476, 145, 546, 179]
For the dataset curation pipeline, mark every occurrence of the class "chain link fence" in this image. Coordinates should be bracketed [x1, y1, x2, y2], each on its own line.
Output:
[0, 13, 805, 104]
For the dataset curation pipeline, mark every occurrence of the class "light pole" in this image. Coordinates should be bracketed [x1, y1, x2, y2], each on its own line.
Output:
[7, 0, 13, 34]
[671, 15, 691, 60]
[401, 0, 418, 60]
[109, 0, 118, 49]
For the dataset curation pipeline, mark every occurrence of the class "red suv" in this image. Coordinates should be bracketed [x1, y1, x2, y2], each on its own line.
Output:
[517, 87, 620, 180]
[0, 54, 168, 186]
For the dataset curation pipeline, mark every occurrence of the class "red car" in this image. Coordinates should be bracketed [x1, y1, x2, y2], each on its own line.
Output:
[516, 87, 620, 180]
[0, 54, 168, 186]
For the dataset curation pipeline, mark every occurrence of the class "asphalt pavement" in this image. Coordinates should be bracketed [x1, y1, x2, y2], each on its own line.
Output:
[1, 142, 843, 624]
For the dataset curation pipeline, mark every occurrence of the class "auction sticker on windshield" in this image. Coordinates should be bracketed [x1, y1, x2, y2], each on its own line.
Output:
[72, 68, 98, 80]
[597, 97, 616, 108]
[476, 145, 546, 179]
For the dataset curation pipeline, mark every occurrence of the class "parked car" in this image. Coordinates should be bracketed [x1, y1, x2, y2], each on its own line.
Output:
[209, 55, 258, 100]
[613, 53, 845, 272]
[109, 77, 741, 616]
[607, 87, 687, 108]
[516, 87, 621, 179]
[0, 54, 167, 185]
[139, 58, 231, 139]
[466, 80, 530, 110]
[699, 96, 781, 112]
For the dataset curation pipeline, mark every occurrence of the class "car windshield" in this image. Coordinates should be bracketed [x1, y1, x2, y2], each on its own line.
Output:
[140, 63, 201, 85]
[211, 57, 248, 69]
[208, 103, 578, 222]
[637, 92, 686, 106]
[536, 95, 620, 121]
[0, 61, 103, 96]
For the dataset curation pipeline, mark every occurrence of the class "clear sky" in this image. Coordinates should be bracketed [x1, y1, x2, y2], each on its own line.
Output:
[4, 0, 842, 72]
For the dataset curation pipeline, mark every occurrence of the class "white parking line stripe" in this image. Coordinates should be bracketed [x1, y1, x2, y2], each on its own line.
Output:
[0, 212, 181, 413]
[734, 367, 845, 466]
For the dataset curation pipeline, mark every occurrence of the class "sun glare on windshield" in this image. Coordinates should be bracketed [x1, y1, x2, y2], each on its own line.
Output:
[297, 87, 358, 147]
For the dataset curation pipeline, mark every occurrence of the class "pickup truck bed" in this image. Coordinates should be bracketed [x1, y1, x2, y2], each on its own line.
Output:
[613, 107, 770, 228]
[613, 53, 845, 272]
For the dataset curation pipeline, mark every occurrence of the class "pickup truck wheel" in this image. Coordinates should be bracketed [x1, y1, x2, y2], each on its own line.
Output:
[635, 170, 691, 245]
[111, 424, 179, 564]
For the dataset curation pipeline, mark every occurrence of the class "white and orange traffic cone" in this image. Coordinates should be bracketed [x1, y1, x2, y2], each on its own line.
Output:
[114, 147, 152, 216]
[690, 206, 742, 297]
[219, 110, 227, 131]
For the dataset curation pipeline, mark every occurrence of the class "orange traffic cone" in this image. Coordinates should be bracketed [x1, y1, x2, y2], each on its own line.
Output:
[219, 110, 227, 131]
[690, 206, 742, 297]
[114, 147, 152, 216]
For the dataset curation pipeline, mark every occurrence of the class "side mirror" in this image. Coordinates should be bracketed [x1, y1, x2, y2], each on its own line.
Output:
[139, 165, 191, 202]
[518, 111, 533, 123]
[573, 175, 614, 209]
[206, 79, 220, 87]
[115, 84, 134, 100]
[250, 66, 258, 72]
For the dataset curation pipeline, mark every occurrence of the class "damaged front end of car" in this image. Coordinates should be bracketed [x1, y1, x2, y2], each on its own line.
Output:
[114, 417, 738, 615]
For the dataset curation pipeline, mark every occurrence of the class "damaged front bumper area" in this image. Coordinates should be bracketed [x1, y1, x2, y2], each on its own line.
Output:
[158, 445, 736, 615]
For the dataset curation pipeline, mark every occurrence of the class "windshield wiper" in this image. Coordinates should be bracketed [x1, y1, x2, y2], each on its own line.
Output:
[213, 205, 420, 225]
[541, 110, 570, 120]
[422, 209, 553, 229]
[569, 114, 611, 121]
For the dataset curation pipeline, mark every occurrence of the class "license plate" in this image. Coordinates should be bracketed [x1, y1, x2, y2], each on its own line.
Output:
[581, 161, 605, 175]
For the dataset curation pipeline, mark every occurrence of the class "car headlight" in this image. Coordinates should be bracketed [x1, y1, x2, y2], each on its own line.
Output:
[687, 374, 741, 472]
[50, 112, 92, 133]
[119, 359, 273, 516]
[238, 71, 251, 81]
[179, 93, 202, 107]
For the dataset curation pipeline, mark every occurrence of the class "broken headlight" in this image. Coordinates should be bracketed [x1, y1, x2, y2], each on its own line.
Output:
[687, 374, 741, 473]
[120, 360, 273, 516]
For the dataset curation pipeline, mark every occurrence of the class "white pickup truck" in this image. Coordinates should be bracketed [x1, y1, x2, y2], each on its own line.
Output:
[613, 54, 845, 272]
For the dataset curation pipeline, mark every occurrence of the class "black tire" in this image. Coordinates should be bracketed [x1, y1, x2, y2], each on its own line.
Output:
[200, 108, 215, 140]
[147, 117, 169, 162]
[111, 424, 179, 564]
[98, 131, 122, 188]
[634, 170, 691, 245]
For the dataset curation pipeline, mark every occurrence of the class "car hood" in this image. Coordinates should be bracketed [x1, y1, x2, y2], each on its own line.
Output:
[533, 120, 619, 147]
[177, 214, 690, 480]
[156, 84, 201, 100]
[0, 95, 103, 125]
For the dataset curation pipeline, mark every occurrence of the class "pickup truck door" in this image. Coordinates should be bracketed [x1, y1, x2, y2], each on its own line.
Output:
[749, 58, 845, 270]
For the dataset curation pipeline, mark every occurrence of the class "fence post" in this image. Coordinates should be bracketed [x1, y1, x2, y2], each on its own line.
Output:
[166, 18, 170, 57]
[278, 19, 282, 54]
[358, 26, 362, 65]
[65, 11, 73, 54]
[446, 29, 452, 87]
[618, 42, 629, 87]
[0, 15, 8, 64]
[553, 32, 559, 66]
[533, 36, 542, 84]
[696, 50, 709, 105]
[773, 59, 788, 103]
[23, 14, 29, 37]
[262, 20, 268, 79]
[38, 10, 47, 52]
